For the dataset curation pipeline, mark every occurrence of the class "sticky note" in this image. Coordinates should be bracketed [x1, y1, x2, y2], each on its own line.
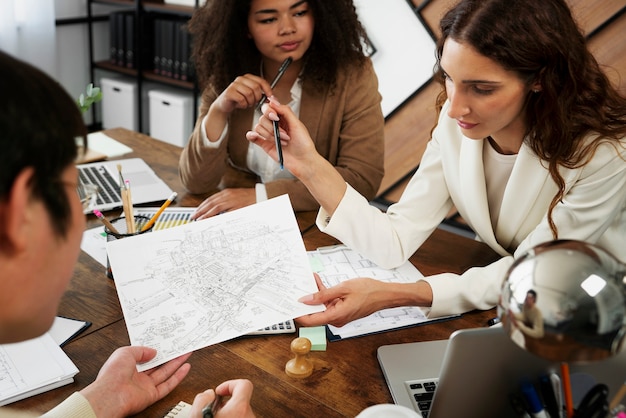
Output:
[299, 326, 327, 351]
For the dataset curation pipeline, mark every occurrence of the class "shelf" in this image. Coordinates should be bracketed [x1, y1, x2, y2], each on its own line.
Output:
[88, 0, 199, 132]
[94, 61, 195, 90]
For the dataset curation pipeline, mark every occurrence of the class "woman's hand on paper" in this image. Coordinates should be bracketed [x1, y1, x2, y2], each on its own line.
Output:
[192, 188, 256, 220]
[296, 274, 434, 328]
[295, 274, 388, 328]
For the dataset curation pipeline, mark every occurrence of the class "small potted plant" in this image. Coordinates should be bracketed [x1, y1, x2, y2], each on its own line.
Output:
[77, 83, 102, 113]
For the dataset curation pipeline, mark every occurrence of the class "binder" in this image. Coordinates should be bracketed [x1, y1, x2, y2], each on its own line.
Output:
[116, 12, 127, 67]
[172, 20, 181, 79]
[125, 13, 135, 69]
[153, 19, 163, 74]
[109, 12, 118, 64]
[180, 28, 190, 81]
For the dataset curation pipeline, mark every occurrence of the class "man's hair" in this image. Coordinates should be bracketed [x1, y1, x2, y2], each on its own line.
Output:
[0, 52, 87, 237]
[527, 289, 538, 301]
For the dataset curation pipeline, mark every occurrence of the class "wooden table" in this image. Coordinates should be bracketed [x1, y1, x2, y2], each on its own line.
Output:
[11, 128, 499, 417]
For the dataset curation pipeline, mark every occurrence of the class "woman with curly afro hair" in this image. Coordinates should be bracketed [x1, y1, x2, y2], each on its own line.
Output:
[180, 0, 385, 220]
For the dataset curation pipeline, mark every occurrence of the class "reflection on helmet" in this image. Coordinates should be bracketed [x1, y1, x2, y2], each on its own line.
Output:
[499, 240, 626, 363]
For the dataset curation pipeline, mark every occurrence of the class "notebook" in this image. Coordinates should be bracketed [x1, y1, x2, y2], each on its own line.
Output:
[77, 158, 174, 213]
[378, 326, 626, 417]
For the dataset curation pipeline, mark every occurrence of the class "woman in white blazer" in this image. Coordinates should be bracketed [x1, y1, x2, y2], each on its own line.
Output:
[246, 0, 626, 326]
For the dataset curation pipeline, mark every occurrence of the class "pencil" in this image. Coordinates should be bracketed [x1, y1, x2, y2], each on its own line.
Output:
[121, 180, 133, 233]
[273, 119, 284, 170]
[561, 362, 574, 418]
[141, 192, 177, 232]
[93, 209, 120, 234]
[202, 394, 223, 418]
[255, 57, 292, 112]
[610, 381, 626, 410]
[124, 180, 136, 233]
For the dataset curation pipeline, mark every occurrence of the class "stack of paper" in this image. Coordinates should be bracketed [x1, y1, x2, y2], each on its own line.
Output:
[0, 333, 78, 406]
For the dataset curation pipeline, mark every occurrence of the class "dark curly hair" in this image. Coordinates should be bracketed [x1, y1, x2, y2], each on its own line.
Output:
[433, 0, 626, 238]
[187, 0, 369, 93]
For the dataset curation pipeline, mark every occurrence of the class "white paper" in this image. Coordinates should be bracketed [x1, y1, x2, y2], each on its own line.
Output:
[48, 316, 90, 346]
[0, 333, 78, 406]
[107, 195, 324, 371]
[308, 244, 457, 339]
[86, 131, 133, 158]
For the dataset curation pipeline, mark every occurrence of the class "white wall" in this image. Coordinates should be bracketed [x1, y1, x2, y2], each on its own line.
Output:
[54, 0, 119, 126]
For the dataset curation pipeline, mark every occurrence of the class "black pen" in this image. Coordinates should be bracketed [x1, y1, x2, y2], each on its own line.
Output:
[273, 119, 284, 170]
[202, 394, 223, 418]
[487, 316, 501, 326]
[255, 57, 292, 112]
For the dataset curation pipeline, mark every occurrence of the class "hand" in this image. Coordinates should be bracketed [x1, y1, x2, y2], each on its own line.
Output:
[80, 346, 191, 418]
[295, 274, 389, 327]
[191, 379, 256, 418]
[246, 97, 321, 179]
[192, 188, 256, 220]
[213, 74, 272, 114]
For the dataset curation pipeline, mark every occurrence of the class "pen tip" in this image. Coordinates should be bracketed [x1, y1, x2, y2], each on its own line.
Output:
[93, 209, 102, 217]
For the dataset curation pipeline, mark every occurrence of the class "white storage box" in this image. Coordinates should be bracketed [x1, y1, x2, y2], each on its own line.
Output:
[100, 77, 138, 131]
[148, 88, 193, 147]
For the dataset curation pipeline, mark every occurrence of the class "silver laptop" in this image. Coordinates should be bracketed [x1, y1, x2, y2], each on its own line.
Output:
[77, 158, 174, 213]
[378, 326, 626, 417]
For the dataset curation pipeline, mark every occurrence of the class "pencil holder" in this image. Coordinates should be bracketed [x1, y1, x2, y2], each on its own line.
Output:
[104, 215, 154, 279]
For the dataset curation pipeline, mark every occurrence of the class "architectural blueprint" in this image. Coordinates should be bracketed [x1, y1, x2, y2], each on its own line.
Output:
[106, 195, 324, 371]
[308, 245, 458, 339]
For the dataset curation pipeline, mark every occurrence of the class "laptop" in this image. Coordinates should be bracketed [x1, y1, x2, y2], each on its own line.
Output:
[378, 326, 626, 417]
[77, 158, 174, 213]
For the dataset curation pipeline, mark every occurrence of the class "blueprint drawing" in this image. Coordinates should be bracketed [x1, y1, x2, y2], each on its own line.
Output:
[107, 195, 323, 371]
[308, 245, 457, 339]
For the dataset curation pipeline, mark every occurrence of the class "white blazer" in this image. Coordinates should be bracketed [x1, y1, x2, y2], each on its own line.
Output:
[317, 101, 626, 317]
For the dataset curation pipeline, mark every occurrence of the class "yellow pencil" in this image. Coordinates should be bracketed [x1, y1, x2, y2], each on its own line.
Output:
[141, 192, 178, 232]
[124, 180, 136, 233]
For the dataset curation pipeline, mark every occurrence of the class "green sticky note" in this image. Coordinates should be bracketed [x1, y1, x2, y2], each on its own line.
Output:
[299, 326, 327, 351]
[308, 255, 324, 273]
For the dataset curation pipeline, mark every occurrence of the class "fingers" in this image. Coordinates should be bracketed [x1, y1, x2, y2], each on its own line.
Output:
[216, 378, 254, 400]
[148, 353, 192, 399]
[298, 284, 344, 305]
[313, 273, 327, 290]
[192, 189, 255, 220]
[120, 345, 157, 363]
[191, 389, 216, 417]
[295, 311, 337, 327]
[225, 75, 272, 110]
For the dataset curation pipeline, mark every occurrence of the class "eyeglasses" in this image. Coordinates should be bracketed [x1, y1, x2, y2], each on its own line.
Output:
[77, 182, 99, 211]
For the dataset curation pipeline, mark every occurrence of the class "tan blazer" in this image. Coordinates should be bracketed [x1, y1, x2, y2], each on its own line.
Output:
[179, 59, 385, 211]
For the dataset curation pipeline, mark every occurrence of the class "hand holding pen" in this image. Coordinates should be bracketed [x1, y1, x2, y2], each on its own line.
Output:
[192, 379, 255, 418]
[255, 57, 292, 112]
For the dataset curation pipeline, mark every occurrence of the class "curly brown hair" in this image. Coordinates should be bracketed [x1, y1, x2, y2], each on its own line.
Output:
[433, 0, 626, 238]
[187, 0, 369, 93]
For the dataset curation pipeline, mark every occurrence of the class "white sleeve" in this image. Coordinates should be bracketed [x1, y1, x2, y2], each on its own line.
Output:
[40, 392, 97, 418]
